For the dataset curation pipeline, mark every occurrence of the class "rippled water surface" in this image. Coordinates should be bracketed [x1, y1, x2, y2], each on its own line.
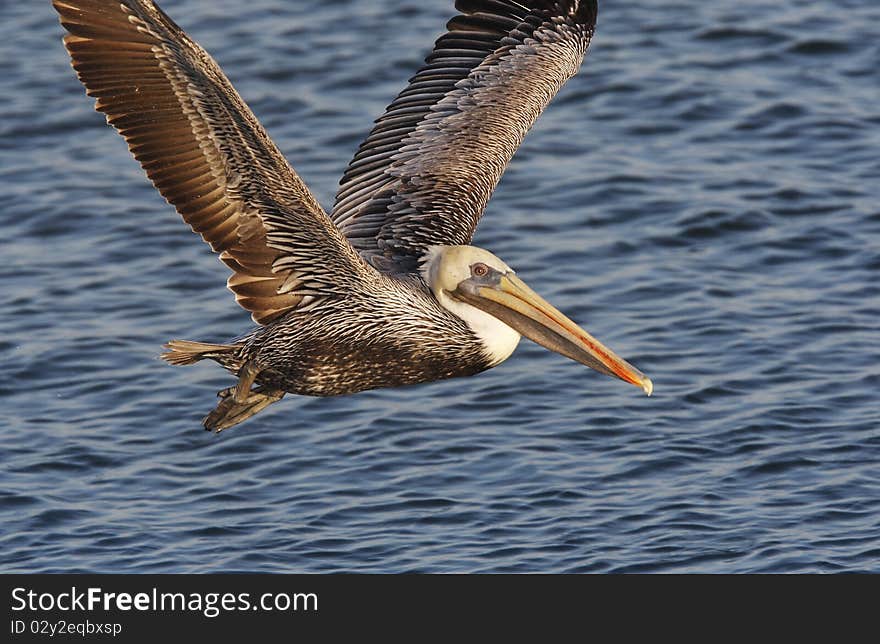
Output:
[1, 0, 878, 572]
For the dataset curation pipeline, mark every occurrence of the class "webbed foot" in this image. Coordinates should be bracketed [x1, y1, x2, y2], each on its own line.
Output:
[204, 386, 285, 432]
[203, 360, 284, 432]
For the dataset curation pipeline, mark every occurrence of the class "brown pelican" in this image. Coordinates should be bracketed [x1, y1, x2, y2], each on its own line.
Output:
[53, 0, 652, 431]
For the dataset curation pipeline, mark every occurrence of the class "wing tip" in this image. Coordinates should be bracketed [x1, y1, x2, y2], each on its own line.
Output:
[578, 0, 599, 28]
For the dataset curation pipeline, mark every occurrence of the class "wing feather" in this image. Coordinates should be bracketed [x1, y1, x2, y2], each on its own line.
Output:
[331, 0, 598, 273]
[54, 0, 368, 324]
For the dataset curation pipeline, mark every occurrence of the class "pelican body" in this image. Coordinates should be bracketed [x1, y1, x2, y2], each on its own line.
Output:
[54, 0, 652, 431]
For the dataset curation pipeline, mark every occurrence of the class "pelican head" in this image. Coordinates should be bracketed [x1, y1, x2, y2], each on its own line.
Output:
[422, 245, 653, 395]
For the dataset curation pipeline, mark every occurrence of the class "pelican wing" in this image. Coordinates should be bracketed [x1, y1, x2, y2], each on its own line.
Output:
[53, 0, 368, 324]
[332, 0, 598, 273]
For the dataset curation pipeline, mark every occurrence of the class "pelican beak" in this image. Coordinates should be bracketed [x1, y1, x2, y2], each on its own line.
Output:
[454, 273, 653, 395]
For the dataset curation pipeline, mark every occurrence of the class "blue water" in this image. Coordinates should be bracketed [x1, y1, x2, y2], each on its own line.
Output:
[1, 0, 878, 573]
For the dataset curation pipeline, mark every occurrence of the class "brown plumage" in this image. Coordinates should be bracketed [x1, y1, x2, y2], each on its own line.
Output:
[55, 0, 367, 324]
[334, 0, 597, 272]
[52, 1, 651, 433]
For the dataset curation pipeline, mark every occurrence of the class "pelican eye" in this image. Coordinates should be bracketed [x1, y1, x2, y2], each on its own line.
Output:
[471, 262, 490, 278]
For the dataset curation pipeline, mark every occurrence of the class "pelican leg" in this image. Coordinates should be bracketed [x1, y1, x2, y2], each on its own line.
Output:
[203, 362, 284, 432]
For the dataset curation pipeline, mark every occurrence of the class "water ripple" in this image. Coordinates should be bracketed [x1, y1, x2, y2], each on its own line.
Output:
[0, 0, 877, 573]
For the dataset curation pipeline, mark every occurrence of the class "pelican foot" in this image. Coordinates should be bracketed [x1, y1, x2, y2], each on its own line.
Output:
[204, 386, 285, 433]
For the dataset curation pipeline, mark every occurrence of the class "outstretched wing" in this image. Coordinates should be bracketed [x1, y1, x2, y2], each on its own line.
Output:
[53, 0, 369, 324]
[331, 0, 598, 273]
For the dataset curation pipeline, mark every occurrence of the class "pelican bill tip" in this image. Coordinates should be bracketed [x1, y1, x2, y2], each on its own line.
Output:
[641, 377, 653, 397]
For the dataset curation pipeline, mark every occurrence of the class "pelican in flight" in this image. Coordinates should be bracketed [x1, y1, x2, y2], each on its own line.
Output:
[53, 0, 652, 431]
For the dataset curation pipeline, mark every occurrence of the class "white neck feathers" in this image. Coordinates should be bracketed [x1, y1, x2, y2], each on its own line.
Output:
[436, 289, 521, 366]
